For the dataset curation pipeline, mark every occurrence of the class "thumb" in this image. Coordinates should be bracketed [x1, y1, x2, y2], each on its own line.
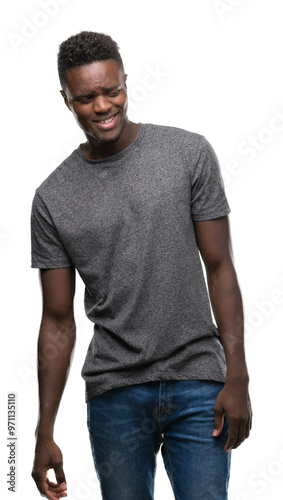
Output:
[213, 407, 224, 437]
[53, 462, 66, 487]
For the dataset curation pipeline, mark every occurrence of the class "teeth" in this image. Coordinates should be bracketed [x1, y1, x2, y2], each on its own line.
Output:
[99, 116, 115, 124]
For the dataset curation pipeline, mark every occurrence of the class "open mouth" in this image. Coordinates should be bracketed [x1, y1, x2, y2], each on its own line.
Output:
[95, 113, 118, 130]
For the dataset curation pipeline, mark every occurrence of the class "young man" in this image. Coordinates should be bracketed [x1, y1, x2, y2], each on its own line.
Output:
[31, 31, 252, 500]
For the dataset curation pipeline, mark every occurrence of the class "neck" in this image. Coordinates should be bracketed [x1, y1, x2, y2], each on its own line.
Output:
[81, 120, 140, 160]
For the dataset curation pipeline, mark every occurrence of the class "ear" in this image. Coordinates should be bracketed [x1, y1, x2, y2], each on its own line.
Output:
[124, 74, 128, 89]
[60, 90, 71, 111]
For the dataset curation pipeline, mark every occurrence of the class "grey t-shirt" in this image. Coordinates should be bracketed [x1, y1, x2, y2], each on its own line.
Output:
[31, 123, 231, 401]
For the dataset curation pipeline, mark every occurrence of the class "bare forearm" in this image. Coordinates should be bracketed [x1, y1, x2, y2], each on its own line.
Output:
[194, 218, 252, 449]
[36, 316, 76, 439]
[207, 263, 249, 383]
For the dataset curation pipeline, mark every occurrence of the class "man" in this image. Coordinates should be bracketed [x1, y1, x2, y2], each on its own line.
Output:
[31, 31, 252, 500]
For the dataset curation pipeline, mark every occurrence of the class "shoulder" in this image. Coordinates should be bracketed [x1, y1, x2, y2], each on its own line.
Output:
[142, 122, 203, 145]
[141, 123, 211, 164]
[35, 148, 81, 201]
[141, 122, 207, 154]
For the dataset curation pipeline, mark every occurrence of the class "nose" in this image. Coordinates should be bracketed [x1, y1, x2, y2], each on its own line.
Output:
[93, 94, 111, 114]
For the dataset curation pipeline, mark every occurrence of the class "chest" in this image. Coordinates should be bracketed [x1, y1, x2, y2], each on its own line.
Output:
[52, 158, 192, 256]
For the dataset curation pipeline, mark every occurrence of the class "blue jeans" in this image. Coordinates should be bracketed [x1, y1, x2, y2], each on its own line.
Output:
[87, 380, 231, 499]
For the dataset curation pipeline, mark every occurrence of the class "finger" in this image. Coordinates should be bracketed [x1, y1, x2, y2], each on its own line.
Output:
[45, 488, 67, 500]
[44, 490, 63, 500]
[224, 420, 239, 452]
[46, 480, 67, 498]
[234, 414, 252, 448]
[55, 483, 67, 494]
[213, 410, 224, 437]
[47, 480, 67, 490]
[245, 419, 251, 439]
[32, 470, 50, 497]
[32, 470, 66, 500]
[47, 480, 61, 489]
[47, 493, 67, 500]
[232, 422, 247, 449]
[53, 462, 66, 486]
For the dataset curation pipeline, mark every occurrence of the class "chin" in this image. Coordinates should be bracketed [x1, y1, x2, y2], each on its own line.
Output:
[95, 131, 122, 145]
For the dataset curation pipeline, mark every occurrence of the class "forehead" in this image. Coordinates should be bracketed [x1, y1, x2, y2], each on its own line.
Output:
[65, 59, 124, 95]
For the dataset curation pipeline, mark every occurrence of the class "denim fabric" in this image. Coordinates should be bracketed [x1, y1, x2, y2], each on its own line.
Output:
[87, 380, 231, 499]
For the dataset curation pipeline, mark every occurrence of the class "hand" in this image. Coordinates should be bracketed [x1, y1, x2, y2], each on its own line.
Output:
[32, 439, 67, 499]
[213, 381, 252, 452]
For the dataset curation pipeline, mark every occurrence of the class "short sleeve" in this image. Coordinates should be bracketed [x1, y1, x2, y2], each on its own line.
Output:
[190, 136, 230, 221]
[31, 191, 73, 269]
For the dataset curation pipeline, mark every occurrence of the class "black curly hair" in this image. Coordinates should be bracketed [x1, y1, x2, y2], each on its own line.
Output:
[58, 31, 124, 89]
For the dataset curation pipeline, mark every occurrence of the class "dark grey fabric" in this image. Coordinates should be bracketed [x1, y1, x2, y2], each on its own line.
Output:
[31, 123, 231, 401]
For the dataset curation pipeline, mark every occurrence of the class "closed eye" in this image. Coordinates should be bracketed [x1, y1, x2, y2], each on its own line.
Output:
[75, 87, 122, 103]
[106, 89, 122, 97]
[77, 95, 93, 104]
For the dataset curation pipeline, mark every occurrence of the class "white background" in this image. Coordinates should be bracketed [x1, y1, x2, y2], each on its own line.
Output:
[1, 0, 283, 499]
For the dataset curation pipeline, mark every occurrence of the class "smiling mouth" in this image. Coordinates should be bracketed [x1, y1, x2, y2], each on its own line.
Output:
[95, 113, 118, 130]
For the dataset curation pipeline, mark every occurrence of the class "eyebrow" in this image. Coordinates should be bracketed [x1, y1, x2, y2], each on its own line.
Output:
[73, 84, 121, 99]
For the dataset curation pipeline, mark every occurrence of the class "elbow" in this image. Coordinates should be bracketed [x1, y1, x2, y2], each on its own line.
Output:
[39, 314, 76, 345]
[206, 259, 238, 289]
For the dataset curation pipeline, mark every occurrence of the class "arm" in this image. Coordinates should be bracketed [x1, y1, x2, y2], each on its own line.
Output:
[193, 216, 252, 452]
[32, 267, 76, 499]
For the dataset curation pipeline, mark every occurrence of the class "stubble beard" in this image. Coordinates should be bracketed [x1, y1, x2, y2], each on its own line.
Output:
[94, 130, 122, 145]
